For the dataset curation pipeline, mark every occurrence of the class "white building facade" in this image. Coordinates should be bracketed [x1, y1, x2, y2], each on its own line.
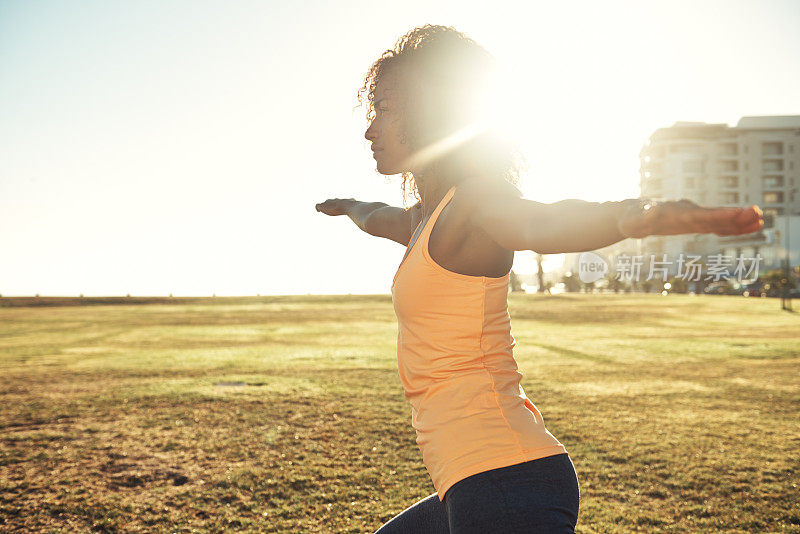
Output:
[638, 115, 800, 272]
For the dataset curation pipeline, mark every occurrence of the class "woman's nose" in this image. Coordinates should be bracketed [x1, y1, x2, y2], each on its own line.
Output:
[364, 120, 378, 141]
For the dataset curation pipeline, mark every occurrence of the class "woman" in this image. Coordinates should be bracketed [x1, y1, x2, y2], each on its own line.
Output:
[315, 25, 763, 533]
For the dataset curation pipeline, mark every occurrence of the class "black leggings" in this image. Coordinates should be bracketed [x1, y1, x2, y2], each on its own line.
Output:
[374, 454, 580, 533]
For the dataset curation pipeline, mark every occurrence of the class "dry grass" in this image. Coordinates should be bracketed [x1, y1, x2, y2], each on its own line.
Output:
[0, 294, 798, 532]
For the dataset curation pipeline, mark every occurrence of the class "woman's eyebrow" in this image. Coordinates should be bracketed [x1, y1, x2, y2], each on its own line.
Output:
[374, 98, 387, 107]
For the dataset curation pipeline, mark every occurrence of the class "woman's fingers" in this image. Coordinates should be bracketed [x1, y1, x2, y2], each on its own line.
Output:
[713, 205, 764, 235]
[623, 201, 765, 237]
[701, 206, 762, 236]
[315, 198, 355, 216]
[658, 203, 764, 236]
[736, 205, 764, 226]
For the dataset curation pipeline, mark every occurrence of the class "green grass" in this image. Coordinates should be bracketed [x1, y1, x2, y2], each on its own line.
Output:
[0, 294, 798, 532]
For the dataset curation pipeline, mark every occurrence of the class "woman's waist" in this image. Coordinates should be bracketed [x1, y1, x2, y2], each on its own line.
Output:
[399, 356, 523, 400]
[395, 327, 515, 380]
[404, 373, 528, 419]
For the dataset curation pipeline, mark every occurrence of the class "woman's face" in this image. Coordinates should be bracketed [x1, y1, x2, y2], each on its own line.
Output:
[364, 71, 413, 176]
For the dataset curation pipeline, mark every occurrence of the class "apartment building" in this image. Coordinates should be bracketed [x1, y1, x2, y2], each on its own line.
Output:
[638, 115, 800, 270]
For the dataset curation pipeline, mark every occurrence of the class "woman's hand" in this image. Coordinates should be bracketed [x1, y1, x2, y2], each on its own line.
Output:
[315, 198, 356, 216]
[316, 198, 415, 242]
[617, 198, 764, 239]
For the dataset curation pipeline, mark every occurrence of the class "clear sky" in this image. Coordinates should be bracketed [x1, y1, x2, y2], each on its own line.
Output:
[2, 0, 799, 296]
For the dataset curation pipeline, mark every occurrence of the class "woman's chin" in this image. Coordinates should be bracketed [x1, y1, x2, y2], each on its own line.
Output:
[376, 163, 401, 176]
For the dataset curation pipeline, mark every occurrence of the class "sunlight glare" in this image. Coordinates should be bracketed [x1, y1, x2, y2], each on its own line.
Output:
[404, 61, 525, 175]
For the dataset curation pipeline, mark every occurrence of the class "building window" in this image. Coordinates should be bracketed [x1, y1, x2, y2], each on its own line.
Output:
[671, 144, 703, 154]
[763, 192, 784, 204]
[682, 160, 704, 173]
[762, 159, 784, 172]
[720, 192, 739, 204]
[719, 160, 738, 172]
[763, 175, 784, 188]
[720, 176, 739, 188]
[719, 143, 738, 156]
[762, 142, 784, 155]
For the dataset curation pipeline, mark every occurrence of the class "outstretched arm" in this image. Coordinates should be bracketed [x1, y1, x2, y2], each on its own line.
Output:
[315, 198, 383, 233]
[461, 179, 764, 254]
[315, 197, 421, 245]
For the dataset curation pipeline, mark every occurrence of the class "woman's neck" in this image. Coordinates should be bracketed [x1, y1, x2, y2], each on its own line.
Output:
[417, 175, 452, 218]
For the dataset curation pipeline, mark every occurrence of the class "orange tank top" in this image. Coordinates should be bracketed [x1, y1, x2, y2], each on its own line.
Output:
[391, 184, 568, 501]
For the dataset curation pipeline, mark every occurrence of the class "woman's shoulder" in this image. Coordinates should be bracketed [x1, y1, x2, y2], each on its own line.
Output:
[457, 176, 522, 199]
[454, 177, 522, 214]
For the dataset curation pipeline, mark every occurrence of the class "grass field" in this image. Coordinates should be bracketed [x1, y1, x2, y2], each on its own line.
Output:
[1, 294, 798, 533]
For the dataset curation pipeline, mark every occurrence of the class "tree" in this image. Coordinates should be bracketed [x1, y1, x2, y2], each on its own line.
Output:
[536, 254, 546, 293]
[667, 276, 688, 294]
[604, 272, 625, 293]
[561, 272, 581, 293]
[541, 280, 553, 294]
[509, 270, 524, 292]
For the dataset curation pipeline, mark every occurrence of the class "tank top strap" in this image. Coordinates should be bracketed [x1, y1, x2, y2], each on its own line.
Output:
[419, 185, 457, 243]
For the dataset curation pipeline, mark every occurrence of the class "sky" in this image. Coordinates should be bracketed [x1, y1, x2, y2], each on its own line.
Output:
[2, 0, 799, 296]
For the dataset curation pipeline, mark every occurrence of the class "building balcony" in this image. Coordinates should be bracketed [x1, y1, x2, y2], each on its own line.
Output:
[762, 142, 784, 156]
[762, 176, 785, 188]
[762, 159, 785, 172]
[763, 192, 785, 204]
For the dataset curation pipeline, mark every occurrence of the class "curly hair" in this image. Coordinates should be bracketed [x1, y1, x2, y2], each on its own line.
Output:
[358, 24, 525, 206]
